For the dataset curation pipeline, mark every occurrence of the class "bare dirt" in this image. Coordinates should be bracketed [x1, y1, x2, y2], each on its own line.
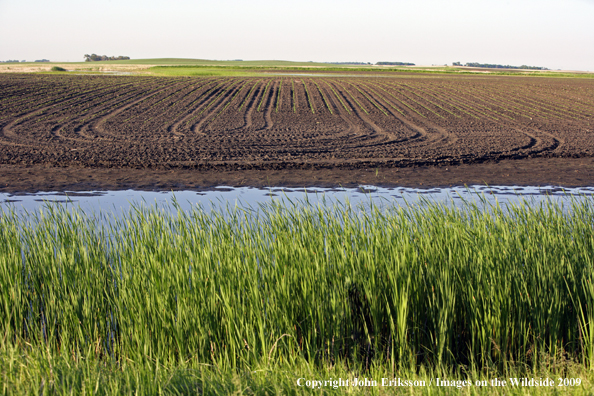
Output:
[1, 73, 593, 193]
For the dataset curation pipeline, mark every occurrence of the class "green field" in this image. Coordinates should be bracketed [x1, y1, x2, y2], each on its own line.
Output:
[3, 58, 593, 78]
[2, 196, 594, 394]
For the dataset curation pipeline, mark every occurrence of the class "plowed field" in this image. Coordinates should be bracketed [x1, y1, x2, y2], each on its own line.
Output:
[1, 73, 594, 189]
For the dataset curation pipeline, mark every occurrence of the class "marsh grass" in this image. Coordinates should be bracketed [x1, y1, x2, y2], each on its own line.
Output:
[1, 195, 594, 394]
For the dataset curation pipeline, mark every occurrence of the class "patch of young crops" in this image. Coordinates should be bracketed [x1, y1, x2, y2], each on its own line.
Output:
[510, 84, 593, 118]
[51, 86, 145, 123]
[49, 86, 142, 122]
[477, 86, 548, 120]
[323, 80, 351, 113]
[302, 80, 315, 114]
[238, 79, 261, 111]
[136, 81, 200, 123]
[358, 82, 406, 117]
[165, 83, 216, 120]
[122, 80, 194, 124]
[372, 82, 426, 118]
[2, 195, 594, 379]
[185, 80, 237, 126]
[162, 78, 225, 122]
[292, 79, 297, 113]
[333, 80, 368, 114]
[441, 83, 537, 121]
[401, 82, 480, 119]
[208, 80, 250, 123]
[312, 80, 333, 114]
[471, 84, 557, 120]
[386, 82, 446, 119]
[508, 90, 585, 120]
[257, 80, 272, 112]
[347, 82, 389, 116]
[398, 83, 461, 118]
[13, 81, 136, 119]
[275, 78, 282, 112]
[140, 83, 209, 125]
[422, 82, 500, 121]
[423, 82, 511, 121]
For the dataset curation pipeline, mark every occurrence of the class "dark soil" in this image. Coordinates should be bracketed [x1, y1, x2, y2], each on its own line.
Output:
[1, 73, 593, 193]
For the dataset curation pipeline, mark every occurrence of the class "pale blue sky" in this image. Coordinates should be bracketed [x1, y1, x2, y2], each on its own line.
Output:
[1, 0, 592, 70]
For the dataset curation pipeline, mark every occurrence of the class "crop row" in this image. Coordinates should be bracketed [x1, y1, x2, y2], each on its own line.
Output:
[3, 75, 593, 136]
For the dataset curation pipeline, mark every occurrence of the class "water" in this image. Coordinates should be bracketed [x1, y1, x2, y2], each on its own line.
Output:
[2, 184, 594, 215]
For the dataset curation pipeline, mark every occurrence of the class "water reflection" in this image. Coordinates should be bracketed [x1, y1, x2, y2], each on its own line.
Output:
[2, 185, 594, 215]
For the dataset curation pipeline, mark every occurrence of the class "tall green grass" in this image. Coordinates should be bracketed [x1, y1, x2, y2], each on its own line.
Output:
[1, 195, 594, 393]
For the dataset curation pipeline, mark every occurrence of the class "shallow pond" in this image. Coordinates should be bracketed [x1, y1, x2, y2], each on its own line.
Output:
[2, 184, 594, 215]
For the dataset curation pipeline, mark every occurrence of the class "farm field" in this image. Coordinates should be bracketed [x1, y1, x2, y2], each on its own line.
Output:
[3, 71, 594, 395]
[1, 72, 594, 190]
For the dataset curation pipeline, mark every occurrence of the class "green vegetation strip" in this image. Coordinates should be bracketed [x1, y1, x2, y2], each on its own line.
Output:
[147, 64, 594, 78]
[2, 196, 594, 395]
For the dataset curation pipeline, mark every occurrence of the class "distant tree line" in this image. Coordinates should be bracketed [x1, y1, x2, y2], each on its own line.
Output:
[84, 54, 130, 62]
[453, 61, 548, 70]
[1, 59, 50, 63]
[376, 62, 415, 66]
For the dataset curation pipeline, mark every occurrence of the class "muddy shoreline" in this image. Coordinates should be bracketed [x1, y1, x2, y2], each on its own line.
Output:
[2, 157, 594, 194]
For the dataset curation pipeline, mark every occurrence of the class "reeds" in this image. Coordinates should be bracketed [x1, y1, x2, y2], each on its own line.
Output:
[1, 194, 593, 374]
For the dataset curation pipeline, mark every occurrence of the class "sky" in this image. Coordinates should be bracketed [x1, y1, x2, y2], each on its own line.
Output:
[1, 0, 593, 71]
